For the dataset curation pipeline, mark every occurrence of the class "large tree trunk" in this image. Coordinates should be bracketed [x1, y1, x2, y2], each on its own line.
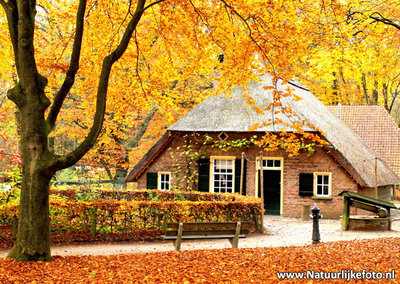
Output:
[7, 83, 54, 261]
[8, 174, 52, 261]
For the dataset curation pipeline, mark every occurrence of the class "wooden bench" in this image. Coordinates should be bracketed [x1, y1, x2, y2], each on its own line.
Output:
[163, 221, 250, 251]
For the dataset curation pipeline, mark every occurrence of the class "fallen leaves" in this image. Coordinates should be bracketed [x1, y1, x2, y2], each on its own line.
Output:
[1, 238, 399, 283]
[0, 226, 163, 250]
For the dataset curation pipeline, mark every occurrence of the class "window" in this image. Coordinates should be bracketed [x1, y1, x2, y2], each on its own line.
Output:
[263, 159, 281, 169]
[314, 173, 331, 198]
[158, 172, 171, 190]
[257, 158, 283, 170]
[211, 157, 235, 193]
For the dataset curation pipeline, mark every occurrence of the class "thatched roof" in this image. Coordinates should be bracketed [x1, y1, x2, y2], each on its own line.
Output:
[169, 77, 313, 132]
[126, 75, 400, 187]
[328, 105, 400, 179]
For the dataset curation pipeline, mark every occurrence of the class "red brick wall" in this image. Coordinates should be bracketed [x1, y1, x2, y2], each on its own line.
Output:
[136, 132, 360, 218]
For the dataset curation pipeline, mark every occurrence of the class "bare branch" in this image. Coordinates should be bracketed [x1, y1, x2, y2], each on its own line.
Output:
[134, 30, 147, 96]
[51, 0, 148, 170]
[144, 0, 165, 11]
[370, 12, 400, 30]
[46, 0, 87, 131]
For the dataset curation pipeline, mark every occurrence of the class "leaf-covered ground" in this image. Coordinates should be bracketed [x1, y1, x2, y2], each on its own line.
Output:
[0, 225, 163, 250]
[1, 238, 399, 283]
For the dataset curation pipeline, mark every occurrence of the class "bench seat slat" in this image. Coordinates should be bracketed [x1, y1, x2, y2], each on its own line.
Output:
[167, 222, 250, 229]
[163, 234, 246, 240]
[165, 229, 250, 236]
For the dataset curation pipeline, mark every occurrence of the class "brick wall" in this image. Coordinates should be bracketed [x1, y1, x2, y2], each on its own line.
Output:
[137, 131, 361, 218]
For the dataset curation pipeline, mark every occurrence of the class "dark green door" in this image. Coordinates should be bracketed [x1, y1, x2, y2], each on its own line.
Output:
[262, 170, 281, 215]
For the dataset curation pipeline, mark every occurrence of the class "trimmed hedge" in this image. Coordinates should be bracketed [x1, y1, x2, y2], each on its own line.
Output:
[0, 190, 263, 235]
[49, 188, 252, 202]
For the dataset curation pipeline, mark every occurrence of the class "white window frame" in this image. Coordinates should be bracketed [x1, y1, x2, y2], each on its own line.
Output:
[209, 156, 235, 193]
[313, 172, 332, 198]
[158, 172, 171, 191]
[256, 157, 283, 171]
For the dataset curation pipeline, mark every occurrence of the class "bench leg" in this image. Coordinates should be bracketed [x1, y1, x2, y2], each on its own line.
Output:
[231, 221, 241, 248]
[174, 223, 183, 251]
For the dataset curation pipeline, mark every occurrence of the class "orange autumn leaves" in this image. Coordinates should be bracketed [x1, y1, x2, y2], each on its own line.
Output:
[1, 238, 399, 283]
[2, 0, 395, 175]
[1, 0, 347, 177]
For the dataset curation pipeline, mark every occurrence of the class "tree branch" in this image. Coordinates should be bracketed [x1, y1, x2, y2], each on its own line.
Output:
[51, 0, 148, 171]
[2, 1, 19, 64]
[46, 0, 87, 131]
[144, 0, 165, 11]
[127, 106, 157, 148]
[219, 0, 276, 74]
[370, 12, 400, 30]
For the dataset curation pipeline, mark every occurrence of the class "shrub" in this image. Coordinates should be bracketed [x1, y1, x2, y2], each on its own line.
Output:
[0, 190, 262, 235]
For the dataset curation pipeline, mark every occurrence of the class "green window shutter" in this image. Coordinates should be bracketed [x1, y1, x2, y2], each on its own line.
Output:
[299, 173, 313, 196]
[234, 158, 246, 195]
[146, 172, 158, 189]
[198, 158, 210, 192]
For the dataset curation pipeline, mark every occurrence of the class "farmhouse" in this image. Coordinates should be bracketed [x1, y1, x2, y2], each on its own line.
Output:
[126, 75, 400, 218]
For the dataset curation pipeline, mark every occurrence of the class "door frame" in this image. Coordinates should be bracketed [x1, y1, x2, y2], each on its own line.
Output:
[255, 157, 284, 215]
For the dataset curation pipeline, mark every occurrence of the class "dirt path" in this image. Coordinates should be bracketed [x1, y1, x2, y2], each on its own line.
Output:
[1, 216, 400, 257]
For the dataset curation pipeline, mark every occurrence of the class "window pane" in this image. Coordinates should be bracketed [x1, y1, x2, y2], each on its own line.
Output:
[274, 160, 281, 167]
[323, 175, 329, 184]
[317, 175, 322, 184]
[267, 160, 274, 167]
[212, 159, 234, 193]
[317, 185, 322, 195]
[323, 185, 329, 195]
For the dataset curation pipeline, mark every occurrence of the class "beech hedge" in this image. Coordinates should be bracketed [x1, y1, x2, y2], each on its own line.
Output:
[0, 190, 263, 235]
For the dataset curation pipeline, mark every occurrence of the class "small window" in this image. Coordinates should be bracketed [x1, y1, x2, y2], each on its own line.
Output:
[314, 173, 331, 198]
[158, 172, 171, 190]
[261, 158, 282, 169]
[211, 158, 234, 193]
